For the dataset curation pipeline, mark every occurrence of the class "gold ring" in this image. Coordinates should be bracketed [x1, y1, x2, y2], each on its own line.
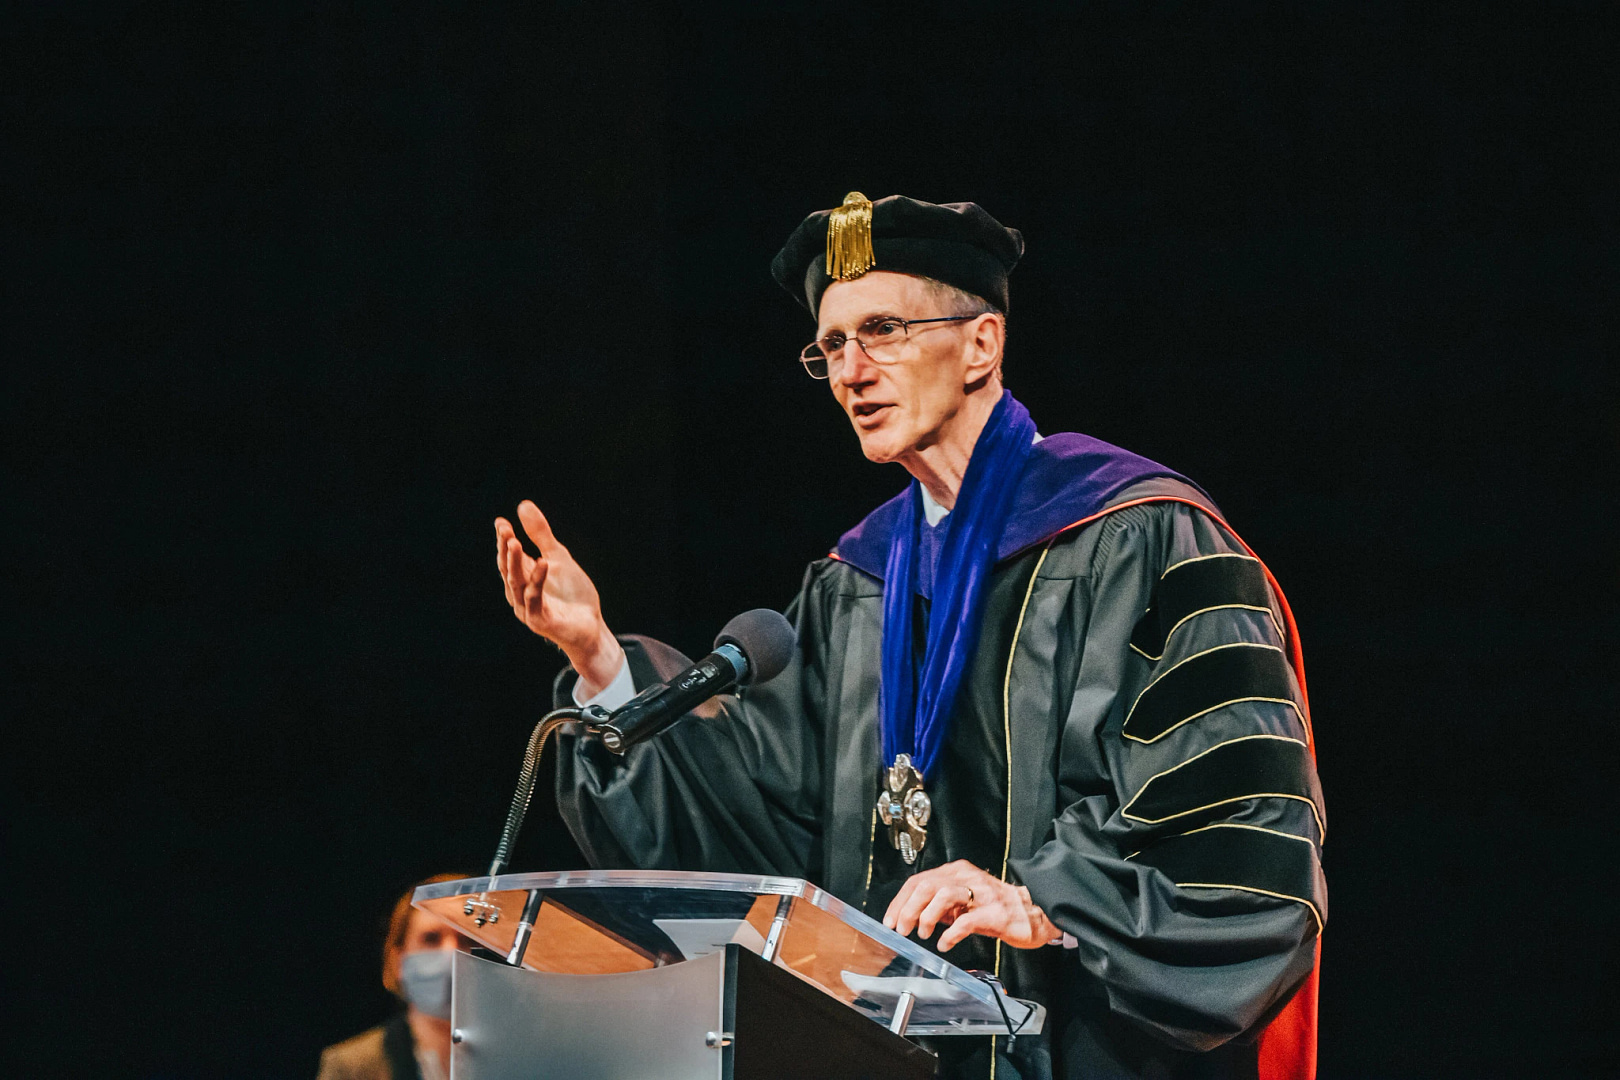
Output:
[964, 887, 975, 905]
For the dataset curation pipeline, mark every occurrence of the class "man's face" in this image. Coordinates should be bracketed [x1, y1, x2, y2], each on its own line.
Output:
[817, 272, 986, 464]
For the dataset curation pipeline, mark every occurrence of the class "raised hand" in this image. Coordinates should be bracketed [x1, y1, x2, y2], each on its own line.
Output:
[495, 500, 625, 698]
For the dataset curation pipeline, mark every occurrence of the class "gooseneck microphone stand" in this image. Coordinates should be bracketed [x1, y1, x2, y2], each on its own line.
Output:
[460, 608, 794, 956]
[485, 706, 596, 880]
[463, 705, 604, 936]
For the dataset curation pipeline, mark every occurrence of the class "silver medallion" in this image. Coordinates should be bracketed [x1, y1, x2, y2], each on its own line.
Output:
[876, 753, 932, 865]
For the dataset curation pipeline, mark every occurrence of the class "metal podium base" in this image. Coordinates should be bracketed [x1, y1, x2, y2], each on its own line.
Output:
[451, 943, 937, 1080]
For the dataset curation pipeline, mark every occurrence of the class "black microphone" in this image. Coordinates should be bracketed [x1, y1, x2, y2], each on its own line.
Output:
[474, 608, 796, 898]
[584, 608, 796, 753]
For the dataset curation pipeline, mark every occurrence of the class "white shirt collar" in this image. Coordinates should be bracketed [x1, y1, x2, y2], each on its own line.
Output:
[917, 431, 1042, 528]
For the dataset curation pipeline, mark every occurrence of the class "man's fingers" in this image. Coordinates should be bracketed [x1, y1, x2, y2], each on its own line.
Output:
[886, 865, 985, 933]
[521, 559, 551, 622]
[496, 521, 512, 588]
[894, 880, 946, 936]
[936, 907, 999, 952]
[495, 519, 509, 570]
[506, 538, 537, 613]
[889, 883, 926, 934]
[881, 863, 1037, 950]
[915, 888, 966, 940]
[884, 876, 923, 929]
[517, 500, 559, 555]
[498, 534, 516, 605]
[503, 537, 527, 609]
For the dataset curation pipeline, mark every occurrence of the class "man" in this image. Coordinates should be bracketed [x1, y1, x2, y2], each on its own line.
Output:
[494, 194, 1325, 1080]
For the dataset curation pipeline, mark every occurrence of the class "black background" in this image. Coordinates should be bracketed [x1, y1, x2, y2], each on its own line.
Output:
[8, 4, 1614, 1078]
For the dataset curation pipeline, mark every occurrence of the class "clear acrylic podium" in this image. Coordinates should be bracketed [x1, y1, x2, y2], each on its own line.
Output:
[413, 870, 1045, 1079]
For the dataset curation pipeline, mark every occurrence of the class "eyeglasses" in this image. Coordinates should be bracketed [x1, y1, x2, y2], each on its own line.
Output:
[799, 314, 978, 380]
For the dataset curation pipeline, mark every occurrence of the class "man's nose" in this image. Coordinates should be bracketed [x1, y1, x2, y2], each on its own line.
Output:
[834, 342, 878, 387]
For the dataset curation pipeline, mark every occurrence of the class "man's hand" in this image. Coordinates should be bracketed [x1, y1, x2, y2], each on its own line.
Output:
[883, 860, 1059, 952]
[495, 500, 625, 698]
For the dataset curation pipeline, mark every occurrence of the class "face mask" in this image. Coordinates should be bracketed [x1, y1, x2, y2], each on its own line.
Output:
[398, 949, 454, 1019]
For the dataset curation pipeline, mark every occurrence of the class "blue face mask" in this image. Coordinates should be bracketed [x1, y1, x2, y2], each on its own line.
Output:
[398, 949, 453, 1019]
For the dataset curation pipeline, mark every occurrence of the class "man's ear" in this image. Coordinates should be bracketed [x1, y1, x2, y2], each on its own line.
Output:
[962, 313, 1005, 386]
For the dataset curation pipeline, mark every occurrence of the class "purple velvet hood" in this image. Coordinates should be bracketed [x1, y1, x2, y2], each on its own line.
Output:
[833, 432, 1204, 579]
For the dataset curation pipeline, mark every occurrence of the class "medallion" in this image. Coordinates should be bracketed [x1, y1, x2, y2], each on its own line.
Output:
[876, 753, 932, 865]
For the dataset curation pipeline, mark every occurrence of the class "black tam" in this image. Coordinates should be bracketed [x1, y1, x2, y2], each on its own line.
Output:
[770, 194, 1024, 317]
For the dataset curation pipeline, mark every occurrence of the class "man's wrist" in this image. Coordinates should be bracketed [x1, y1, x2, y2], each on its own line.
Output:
[569, 624, 626, 700]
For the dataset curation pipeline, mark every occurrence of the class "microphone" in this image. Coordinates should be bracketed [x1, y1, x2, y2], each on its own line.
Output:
[474, 607, 797, 900]
[585, 608, 796, 753]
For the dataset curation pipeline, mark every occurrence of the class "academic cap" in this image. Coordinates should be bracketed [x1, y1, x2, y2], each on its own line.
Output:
[770, 193, 1024, 317]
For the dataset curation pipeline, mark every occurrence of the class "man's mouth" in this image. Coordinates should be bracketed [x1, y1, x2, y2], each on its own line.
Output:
[852, 402, 894, 426]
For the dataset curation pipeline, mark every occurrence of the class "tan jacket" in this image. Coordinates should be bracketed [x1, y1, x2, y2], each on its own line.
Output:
[317, 1025, 393, 1080]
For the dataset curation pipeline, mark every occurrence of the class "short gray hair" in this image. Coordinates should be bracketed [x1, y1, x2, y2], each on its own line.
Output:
[919, 276, 1007, 379]
[920, 276, 1006, 321]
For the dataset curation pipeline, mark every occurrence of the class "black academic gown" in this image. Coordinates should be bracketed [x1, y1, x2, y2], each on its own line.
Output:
[553, 477, 1326, 1080]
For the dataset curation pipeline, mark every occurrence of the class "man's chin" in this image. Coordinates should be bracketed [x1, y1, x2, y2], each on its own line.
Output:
[856, 433, 905, 464]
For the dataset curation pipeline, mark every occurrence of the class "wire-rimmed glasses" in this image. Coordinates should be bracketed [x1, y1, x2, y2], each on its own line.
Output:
[799, 314, 978, 379]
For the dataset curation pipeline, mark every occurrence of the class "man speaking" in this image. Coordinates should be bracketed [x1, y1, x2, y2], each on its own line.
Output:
[494, 193, 1325, 1080]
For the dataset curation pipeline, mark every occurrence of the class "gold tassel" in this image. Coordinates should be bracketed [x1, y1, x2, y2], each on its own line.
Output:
[826, 191, 875, 280]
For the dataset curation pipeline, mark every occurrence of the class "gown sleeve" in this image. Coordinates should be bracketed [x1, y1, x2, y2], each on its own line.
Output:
[550, 563, 835, 878]
[1010, 501, 1327, 1053]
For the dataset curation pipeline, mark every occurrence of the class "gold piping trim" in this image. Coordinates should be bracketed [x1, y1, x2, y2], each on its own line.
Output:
[1120, 733, 1325, 838]
[1126, 792, 1326, 840]
[1124, 642, 1291, 728]
[862, 805, 878, 901]
[1124, 695, 1305, 745]
[1125, 821, 1320, 860]
[991, 539, 1052, 1078]
[1129, 603, 1286, 661]
[1159, 551, 1259, 578]
[1172, 883, 1324, 935]
[1165, 820, 1319, 846]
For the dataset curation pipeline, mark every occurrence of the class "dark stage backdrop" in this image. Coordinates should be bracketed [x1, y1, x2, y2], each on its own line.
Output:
[9, 5, 1613, 1078]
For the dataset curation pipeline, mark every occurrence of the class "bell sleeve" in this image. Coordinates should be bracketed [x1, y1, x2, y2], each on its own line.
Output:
[1011, 501, 1326, 1052]
[550, 563, 836, 879]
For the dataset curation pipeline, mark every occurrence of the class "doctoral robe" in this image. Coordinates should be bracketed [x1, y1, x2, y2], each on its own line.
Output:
[552, 443, 1326, 1080]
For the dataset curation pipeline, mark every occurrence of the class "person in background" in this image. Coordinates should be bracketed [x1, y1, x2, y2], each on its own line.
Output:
[318, 873, 474, 1080]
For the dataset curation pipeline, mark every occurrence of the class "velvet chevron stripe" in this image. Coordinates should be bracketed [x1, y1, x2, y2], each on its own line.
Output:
[1122, 734, 1325, 837]
[1130, 553, 1278, 660]
[1124, 641, 1301, 744]
[1132, 823, 1325, 934]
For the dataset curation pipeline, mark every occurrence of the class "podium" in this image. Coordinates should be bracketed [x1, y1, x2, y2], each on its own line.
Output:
[413, 870, 1045, 1079]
